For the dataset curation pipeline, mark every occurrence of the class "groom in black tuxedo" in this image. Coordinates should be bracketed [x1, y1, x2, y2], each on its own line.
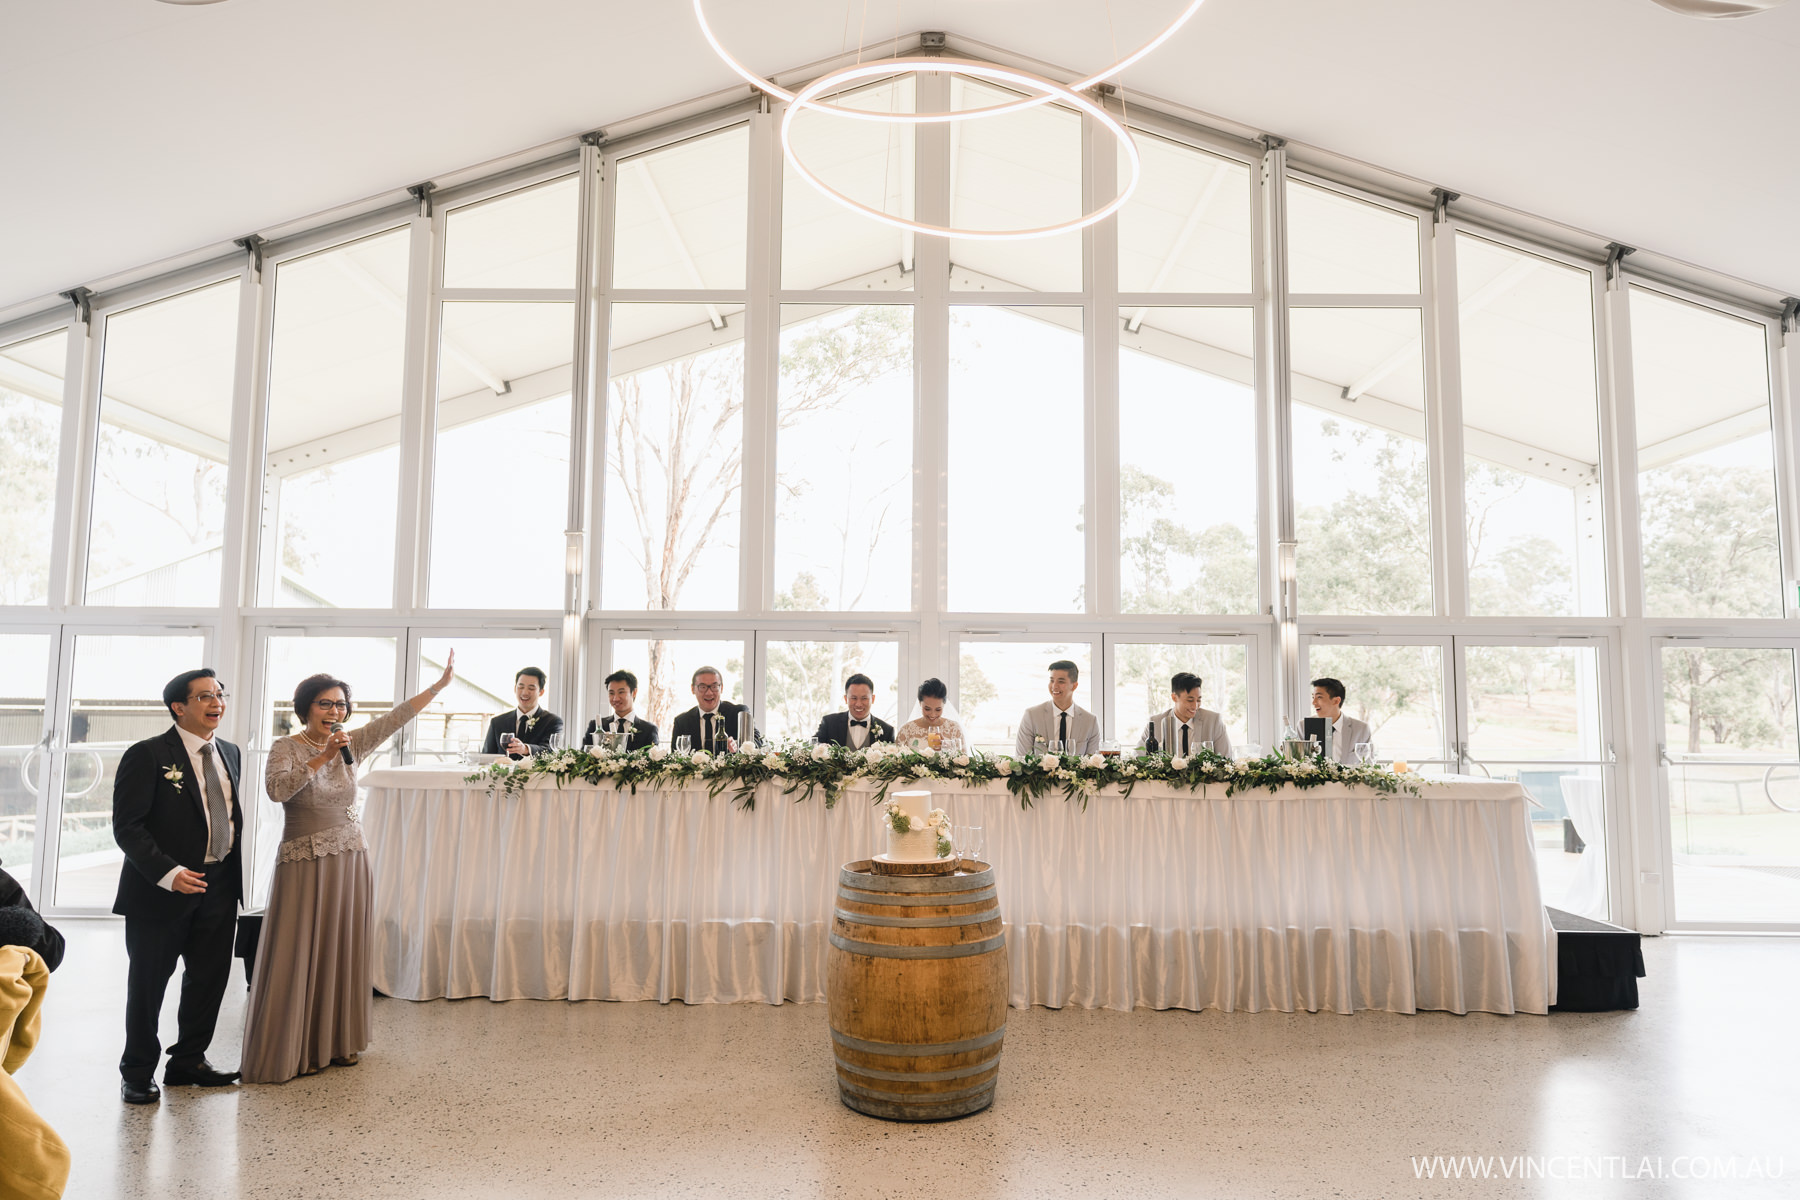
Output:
[112, 668, 244, 1104]
[583, 669, 659, 751]
[667, 666, 758, 752]
[482, 666, 564, 757]
[814, 674, 895, 749]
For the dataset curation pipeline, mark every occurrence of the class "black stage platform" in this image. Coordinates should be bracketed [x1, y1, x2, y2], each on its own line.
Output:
[1548, 906, 1645, 1012]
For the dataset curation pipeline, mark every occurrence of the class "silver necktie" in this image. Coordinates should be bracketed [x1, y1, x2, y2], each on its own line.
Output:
[200, 743, 230, 863]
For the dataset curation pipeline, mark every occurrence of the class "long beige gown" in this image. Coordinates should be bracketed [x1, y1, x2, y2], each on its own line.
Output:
[240, 701, 418, 1083]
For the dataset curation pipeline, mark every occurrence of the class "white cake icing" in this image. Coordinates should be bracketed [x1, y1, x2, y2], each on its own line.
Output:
[884, 789, 950, 863]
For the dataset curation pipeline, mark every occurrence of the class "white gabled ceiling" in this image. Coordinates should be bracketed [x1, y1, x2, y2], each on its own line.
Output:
[2, 0, 1798, 318]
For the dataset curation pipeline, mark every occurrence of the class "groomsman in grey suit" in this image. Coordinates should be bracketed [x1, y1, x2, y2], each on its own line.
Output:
[1015, 660, 1100, 756]
[1311, 677, 1373, 765]
[1133, 671, 1233, 759]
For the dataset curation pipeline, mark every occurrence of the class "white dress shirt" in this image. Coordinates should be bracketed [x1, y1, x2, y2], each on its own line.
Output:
[847, 718, 870, 750]
[156, 723, 237, 891]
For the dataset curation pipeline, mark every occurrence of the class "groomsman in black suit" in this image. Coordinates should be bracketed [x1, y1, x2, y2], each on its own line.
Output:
[583, 669, 659, 751]
[814, 674, 895, 749]
[481, 666, 564, 757]
[667, 666, 758, 752]
[112, 668, 244, 1105]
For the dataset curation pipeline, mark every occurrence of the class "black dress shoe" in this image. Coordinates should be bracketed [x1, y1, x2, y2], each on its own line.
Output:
[122, 1080, 161, 1105]
[163, 1061, 241, 1087]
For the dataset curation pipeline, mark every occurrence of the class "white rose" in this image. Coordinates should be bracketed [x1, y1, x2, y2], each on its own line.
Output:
[953, 754, 971, 767]
[762, 752, 783, 769]
[1082, 753, 1105, 769]
[1037, 756, 1055, 772]
[908, 815, 925, 832]
[810, 743, 832, 761]
[648, 745, 668, 761]
[692, 749, 712, 763]
[1170, 756, 1189, 770]
[997, 759, 1013, 776]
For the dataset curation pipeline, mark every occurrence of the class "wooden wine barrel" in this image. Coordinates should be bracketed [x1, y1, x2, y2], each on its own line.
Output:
[827, 860, 1007, 1121]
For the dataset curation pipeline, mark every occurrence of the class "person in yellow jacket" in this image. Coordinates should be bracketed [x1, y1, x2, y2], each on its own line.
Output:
[1, 905, 69, 1200]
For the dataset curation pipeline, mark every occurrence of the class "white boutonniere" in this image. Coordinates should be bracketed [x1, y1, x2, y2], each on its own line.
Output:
[524, 715, 538, 732]
[163, 764, 184, 791]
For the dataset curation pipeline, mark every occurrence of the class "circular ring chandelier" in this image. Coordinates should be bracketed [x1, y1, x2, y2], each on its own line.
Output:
[694, 0, 1208, 123]
[781, 58, 1143, 242]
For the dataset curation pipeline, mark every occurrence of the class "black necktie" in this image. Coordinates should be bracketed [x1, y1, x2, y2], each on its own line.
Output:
[1181, 725, 1189, 756]
[1059, 711, 1068, 745]
[704, 713, 714, 751]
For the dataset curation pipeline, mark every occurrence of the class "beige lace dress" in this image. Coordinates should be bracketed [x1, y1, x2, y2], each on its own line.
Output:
[240, 701, 419, 1083]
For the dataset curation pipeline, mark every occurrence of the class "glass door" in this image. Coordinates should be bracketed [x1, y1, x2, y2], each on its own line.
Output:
[1656, 640, 1800, 929]
[1300, 635, 1453, 770]
[755, 633, 905, 746]
[45, 628, 210, 912]
[246, 629, 401, 908]
[1104, 635, 1259, 755]
[594, 631, 752, 746]
[1455, 638, 1612, 920]
[0, 632, 56, 902]
[951, 637, 1097, 756]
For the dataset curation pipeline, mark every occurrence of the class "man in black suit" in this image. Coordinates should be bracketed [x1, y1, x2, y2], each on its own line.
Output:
[112, 668, 244, 1105]
[584, 669, 659, 751]
[814, 673, 895, 750]
[667, 666, 758, 753]
[481, 666, 564, 757]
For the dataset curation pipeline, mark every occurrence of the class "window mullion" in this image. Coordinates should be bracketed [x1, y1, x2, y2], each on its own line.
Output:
[1427, 199, 1468, 619]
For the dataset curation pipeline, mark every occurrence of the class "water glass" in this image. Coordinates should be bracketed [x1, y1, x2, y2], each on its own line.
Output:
[674, 735, 692, 755]
[1046, 739, 1064, 756]
[1240, 742, 1263, 761]
[1198, 740, 1214, 755]
[1355, 742, 1374, 766]
[457, 736, 471, 764]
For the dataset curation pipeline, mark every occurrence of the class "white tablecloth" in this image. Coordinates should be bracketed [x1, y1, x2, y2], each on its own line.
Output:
[360, 768, 1556, 1015]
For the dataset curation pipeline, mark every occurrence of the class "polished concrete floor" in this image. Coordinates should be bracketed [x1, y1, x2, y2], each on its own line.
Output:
[13, 921, 1798, 1199]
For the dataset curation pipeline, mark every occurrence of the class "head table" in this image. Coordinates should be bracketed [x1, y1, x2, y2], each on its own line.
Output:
[358, 766, 1554, 1015]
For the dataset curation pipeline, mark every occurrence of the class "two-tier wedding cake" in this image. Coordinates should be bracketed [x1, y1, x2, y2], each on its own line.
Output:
[880, 790, 952, 863]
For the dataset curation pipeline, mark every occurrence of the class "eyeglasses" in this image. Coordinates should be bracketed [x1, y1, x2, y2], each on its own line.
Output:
[313, 699, 350, 711]
[189, 690, 229, 703]
[694, 683, 722, 693]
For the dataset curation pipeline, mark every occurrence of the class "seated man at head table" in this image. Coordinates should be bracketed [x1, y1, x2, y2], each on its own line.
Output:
[667, 666, 759, 753]
[583, 669, 659, 751]
[1133, 671, 1232, 759]
[1014, 659, 1100, 757]
[1310, 677, 1372, 765]
[481, 666, 564, 758]
[814, 674, 895, 749]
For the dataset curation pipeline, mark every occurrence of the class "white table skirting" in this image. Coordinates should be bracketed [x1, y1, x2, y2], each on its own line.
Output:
[360, 768, 1556, 1015]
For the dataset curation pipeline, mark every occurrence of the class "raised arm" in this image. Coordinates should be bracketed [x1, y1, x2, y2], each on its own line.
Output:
[350, 650, 456, 761]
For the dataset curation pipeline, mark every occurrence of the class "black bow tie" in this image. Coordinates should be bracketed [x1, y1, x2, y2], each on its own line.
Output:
[850, 719, 868, 727]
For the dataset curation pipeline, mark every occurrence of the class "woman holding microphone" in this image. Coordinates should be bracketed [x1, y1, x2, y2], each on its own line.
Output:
[240, 652, 455, 1083]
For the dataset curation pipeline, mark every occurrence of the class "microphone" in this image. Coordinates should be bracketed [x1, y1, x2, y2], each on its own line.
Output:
[329, 722, 353, 765]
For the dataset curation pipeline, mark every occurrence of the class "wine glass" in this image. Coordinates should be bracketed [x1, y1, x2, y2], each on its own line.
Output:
[957, 824, 986, 870]
[1046, 739, 1064, 756]
[674, 735, 692, 755]
[1198, 739, 1214, 755]
[1355, 742, 1375, 766]
[1240, 742, 1263, 761]
[457, 735, 471, 764]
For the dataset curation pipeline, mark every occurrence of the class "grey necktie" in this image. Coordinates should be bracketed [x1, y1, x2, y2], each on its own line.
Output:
[200, 743, 230, 863]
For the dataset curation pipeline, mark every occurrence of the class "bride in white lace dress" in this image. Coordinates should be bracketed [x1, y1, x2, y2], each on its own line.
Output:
[892, 678, 968, 750]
